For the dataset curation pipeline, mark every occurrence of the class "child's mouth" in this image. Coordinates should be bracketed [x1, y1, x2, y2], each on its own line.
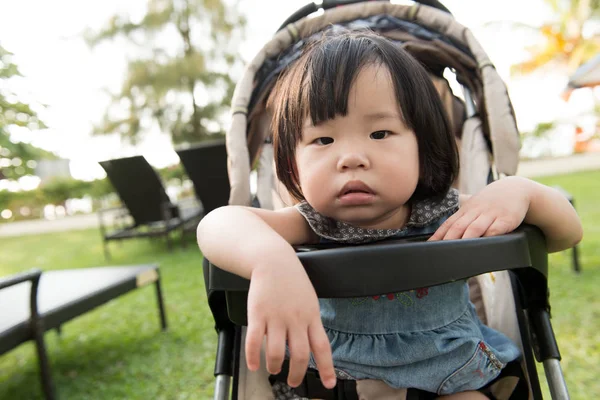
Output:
[338, 181, 375, 205]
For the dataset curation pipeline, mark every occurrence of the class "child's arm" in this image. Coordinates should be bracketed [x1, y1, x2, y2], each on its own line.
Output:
[197, 206, 336, 389]
[429, 176, 583, 252]
[198, 206, 316, 278]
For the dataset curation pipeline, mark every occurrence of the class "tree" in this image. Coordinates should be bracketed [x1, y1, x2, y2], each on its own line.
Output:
[87, 0, 246, 145]
[510, 0, 600, 75]
[0, 45, 53, 181]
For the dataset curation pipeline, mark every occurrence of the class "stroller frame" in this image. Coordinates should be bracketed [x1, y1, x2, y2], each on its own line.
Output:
[203, 1, 571, 399]
[207, 227, 567, 399]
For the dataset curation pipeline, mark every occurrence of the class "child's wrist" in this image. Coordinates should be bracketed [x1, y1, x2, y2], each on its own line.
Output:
[249, 246, 304, 279]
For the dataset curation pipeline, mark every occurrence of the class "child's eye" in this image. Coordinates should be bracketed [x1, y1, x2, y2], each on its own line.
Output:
[313, 137, 334, 145]
[370, 130, 389, 140]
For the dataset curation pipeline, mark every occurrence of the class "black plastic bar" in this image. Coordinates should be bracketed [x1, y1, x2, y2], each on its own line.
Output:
[209, 225, 547, 297]
[530, 308, 561, 362]
[231, 326, 242, 400]
[277, 2, 319, 32]
[214, 328, 234, 377]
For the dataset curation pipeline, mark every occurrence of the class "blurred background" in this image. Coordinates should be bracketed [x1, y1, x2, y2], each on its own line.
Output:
[0, 1, 599, 399]
[1, 0, 599, 223]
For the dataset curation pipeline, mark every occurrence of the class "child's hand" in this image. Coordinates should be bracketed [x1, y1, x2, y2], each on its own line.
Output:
[245, 261, 337, 389]
[429, 178, 531, 241]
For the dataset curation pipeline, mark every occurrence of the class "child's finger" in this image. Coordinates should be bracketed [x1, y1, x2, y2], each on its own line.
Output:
[440, 212, 479, 241]
[308, 322, 336, 389]
[461, 214, 495, 239]
[429, 211, 461, 241]
[265, 322, 286, 374]
[245, 321, 265, 371]
[286, 328, 310, 388]
[483, 218, 513, 237]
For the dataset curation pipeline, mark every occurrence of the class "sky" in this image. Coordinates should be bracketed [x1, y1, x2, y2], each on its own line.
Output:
[0, 0, 595, 185]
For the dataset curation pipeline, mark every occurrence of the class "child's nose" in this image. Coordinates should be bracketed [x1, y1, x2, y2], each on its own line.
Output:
[337, 152, 370, 171]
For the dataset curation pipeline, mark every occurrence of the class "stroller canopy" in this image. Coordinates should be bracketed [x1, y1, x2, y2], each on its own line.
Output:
[225, 1, 521, 206]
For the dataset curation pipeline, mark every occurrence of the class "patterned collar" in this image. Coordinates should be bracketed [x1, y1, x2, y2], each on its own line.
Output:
[295, 189, 459, 243]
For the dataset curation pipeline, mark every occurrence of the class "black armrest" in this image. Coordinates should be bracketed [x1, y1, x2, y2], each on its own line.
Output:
[0, 269, 41, 291]
[207, 225, 549, 325]
[0, 269, 42, 320]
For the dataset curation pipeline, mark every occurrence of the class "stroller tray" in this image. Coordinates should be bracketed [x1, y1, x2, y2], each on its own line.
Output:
[207, 225, 548, 325]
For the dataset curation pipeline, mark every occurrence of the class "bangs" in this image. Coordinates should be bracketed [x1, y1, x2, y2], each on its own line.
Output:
[302, 35, 381, 127]
[268, 32, 386, 141]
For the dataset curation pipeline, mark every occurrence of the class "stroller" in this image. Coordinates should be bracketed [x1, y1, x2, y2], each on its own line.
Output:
[203, 1, 569, 398]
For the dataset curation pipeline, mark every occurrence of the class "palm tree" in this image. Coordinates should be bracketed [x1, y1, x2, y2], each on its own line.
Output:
[511, 0, 600, 75]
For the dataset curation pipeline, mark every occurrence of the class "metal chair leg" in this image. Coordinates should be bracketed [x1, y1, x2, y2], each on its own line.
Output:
[165, 230, 173, 251]
[33, 324, 56, 400]
[155, 277, 168, 330]
[571, 245, 581, 273]
[103, 240, 111, 261]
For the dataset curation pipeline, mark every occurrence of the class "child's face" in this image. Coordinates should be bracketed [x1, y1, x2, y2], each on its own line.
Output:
[295, 65, 419, 230]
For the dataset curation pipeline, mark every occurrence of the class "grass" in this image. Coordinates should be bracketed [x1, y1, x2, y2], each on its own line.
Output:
[0, 169, 598, 399]
[0, 232, 217, 399]
[534, 170, 600, 399]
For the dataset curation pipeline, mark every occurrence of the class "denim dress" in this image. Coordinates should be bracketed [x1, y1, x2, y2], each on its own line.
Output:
[292, 189, 521, 395]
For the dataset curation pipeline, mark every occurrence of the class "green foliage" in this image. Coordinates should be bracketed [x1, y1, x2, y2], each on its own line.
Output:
[0, 187, 43, 213]
[157, 162, 186, 183]
[523, 121, 556, 138]
[39, 178, 92, 205]
[0, 178, 114, 221]
[87, 177, 115, 199]
[87, 0, 246, 145]
[0, 45, 55, 181]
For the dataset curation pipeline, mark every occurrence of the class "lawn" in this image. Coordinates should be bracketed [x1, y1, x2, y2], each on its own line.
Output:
[0, 169, 599, 399]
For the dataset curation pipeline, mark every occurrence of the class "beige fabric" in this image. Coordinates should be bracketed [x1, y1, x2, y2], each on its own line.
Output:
[227, 27, 296, 206]
[468, 277, 487, 325]
[462, 29, 520, 176]
[490, 377, 520, 400]
[356, 380, 408, 399]
[257, 143, 275, 210]
[237, 327, 276, 400]
[430, 74, 466, 139]
[459, 117, 491, 195]
[248, 89, 276, 170]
